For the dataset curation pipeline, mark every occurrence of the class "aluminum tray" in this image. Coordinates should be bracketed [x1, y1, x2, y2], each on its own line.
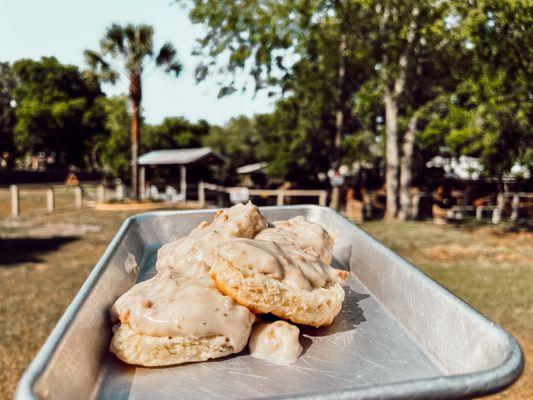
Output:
[16, 206, 523, 400]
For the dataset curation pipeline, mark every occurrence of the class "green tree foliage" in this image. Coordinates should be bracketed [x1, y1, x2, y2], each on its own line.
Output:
[203, 116, 261, 179]
[0, 62, 16, 154]
[85, 23, 182, 199]
[183, 0, 530, 213]
[420, 0, 532, 177]
[144, 117, 209, 150]
[11, 57, 104, 167]
[186, 1, 377, 184]
[91, 95, 131, 178]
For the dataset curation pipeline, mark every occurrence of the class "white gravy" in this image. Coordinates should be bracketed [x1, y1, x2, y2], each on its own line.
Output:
[156, 202, 268, 278]
[111, 267, 255, 351]
[255, 216, 334, 264]
[249, 320, 303, 365]
[217, 238, 347, 290]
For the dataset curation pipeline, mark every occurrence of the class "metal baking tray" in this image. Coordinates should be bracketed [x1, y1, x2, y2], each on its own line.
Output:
[16, 206, 523, 399]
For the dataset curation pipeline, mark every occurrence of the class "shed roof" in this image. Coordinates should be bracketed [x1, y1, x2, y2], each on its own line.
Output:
[138, 147, 223, 166]
[236, 162, 268, 174]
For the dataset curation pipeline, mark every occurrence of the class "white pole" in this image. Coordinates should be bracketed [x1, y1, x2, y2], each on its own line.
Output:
[510, 194, 519, 221]
[276, 191, 284, 206]
[180, 165, 187, 202]
[74, 186, 83, 208]
[46, 187, 54, 213]
[319, 191, 327, 207]
[476, 206, 484, 220]
[492, 192, 504, 224]
[97, 184, 105, 203]
[10, 184, 19, 217]
[139, 166, 146, 201]
[492, 208, 502, 224]
[115, 179, 124, 201]
[198, 181, 205, 208]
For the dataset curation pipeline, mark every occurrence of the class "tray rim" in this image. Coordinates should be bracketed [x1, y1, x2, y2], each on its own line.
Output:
[15, 205, 524, 400]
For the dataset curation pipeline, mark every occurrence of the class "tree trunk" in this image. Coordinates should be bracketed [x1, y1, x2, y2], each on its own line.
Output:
[330, 33, 347, 210]
[129, 73, 142, 201]
[380, 5, 418, 219]
[130, 101, 140, 201]
[384, 86, 399, 219]
[398, 113, 418, 221]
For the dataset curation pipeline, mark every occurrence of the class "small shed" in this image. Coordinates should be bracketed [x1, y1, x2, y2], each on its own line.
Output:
[138, 147, 224, 201]
[236, 162, 268, 187]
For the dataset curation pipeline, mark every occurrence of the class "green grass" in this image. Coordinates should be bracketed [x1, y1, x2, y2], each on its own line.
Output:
[0, 210, 531, 399]
[0, 208, 140, 399]
[360, 219, 533, 399]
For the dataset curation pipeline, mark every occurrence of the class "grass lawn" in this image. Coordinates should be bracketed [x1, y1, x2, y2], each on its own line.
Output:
[0, 208, 531, 399]
[361, 219, 532, 399]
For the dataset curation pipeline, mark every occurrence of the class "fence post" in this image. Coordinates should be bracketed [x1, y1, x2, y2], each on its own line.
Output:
[46, 187, 55, 213]
[198, 181, 205, 208]
[276, 191, 284, 206]
[74, 186, 83, 208]
[492, 207, 502, 224]
[510, 194, 519, 221]
[410, 192, 420, 219]
[492, 192, 504, 224]
[319, 191, 327, 207]
[115, 179, 124, 201]
[476, 206, 484, 220]
[139, 166, 146, 201]
[10, 184, 19, 217]
[97, 184, 105, 203]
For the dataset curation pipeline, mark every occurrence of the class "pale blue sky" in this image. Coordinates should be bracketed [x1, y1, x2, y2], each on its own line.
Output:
[0, 0, 274, 125]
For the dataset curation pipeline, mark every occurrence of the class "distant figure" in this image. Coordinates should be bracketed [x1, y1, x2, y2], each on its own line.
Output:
[0, 152, 14, 169]
[432, 185, 457, 224]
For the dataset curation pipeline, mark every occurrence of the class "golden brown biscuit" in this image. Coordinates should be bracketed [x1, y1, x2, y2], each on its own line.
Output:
[211, 239, 347, 327]
[110, 324, 235, 367]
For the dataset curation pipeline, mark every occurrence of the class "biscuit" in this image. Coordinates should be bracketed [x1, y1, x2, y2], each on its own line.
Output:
[110, 324, 235, 367]
[110, 267, 256, 366]
[212, 239, 347, 327]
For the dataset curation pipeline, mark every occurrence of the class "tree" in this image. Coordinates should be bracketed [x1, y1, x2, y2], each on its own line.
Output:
[144, 116, 209, 151]
[418, 0, 532, 182]
[203, 116, 260, 179]
[85, 23, 182, 200]
[11, 57, 104, 167]
[181, 0, 461, 214]
[357, 0, 468, 218]
[183, 0, 377, 206]
[185, 1, 376, 184]
[0, 62, 16, 157]
[184, 0, 530, 215]
[91, 95, 131, 178]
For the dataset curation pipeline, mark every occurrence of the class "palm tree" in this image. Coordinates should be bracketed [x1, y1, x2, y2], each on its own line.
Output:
[85, 23, 181, 200]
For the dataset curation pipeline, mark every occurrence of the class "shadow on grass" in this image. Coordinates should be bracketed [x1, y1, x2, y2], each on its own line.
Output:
[424, 217, 533, 233]
[0, 236, 80, 265]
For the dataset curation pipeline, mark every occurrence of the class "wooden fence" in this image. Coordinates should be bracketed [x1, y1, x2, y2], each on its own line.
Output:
[200, 182, 327, 207]
[7, 183, 112, 217]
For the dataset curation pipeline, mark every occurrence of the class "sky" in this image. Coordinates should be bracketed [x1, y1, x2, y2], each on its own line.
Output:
[0, 0, 275, 125]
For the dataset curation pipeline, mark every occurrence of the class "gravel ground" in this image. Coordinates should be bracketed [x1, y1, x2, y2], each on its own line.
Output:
[0, 209, 531, 399]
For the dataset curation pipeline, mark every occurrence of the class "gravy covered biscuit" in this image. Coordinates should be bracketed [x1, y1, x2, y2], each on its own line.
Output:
[255, 216, 334, 265]
[212, 239, 348, 327]
[109, 203, 348, 367]
[110, 267, 255, 366]
[156, 202, 268, 278]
